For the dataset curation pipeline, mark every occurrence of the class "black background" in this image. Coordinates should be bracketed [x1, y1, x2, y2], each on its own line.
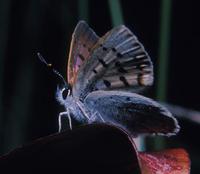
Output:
[0, 0, 199, 173]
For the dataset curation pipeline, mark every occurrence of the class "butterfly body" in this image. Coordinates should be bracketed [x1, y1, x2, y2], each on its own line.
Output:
[56, 21, 180, 136]
[56, 89, 92, 124]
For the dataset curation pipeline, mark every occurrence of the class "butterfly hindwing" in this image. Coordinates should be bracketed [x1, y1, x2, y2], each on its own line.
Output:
[84, 90, 180, 136]
[67, 21, 99, 85]
[72, 25, 153, 99]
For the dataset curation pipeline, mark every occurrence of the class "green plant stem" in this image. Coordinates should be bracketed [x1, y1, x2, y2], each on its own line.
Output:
[78, 0, 89, 22]
[155, 0, 172, 150]
[157, 0, 172, 101]
[108, 0, 124, 26]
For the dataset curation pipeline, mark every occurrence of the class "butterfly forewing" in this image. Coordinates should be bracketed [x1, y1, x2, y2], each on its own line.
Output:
[67, 21, 99, 85]
[84, 91, 180, 136]
[72, 25, 153, 99]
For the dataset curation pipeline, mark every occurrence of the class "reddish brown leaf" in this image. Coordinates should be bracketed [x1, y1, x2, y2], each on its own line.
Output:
[0, 124, 191, 174]
[138, 148, 190, 174]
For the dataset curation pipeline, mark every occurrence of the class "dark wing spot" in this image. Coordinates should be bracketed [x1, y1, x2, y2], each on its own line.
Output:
[115, 61, 127, 73]
[119, 76, 130, 87]
[118, 67, 127, 73]
[103, 80, 111, 88]
[126, 97, 130, 101]
[78, 54, 85, 61]
[98, 58, 108, 67]
[102, 47, 108, 51]
[112, 48, 117, 52]
[115, 61, 121, 67]
[93, 87, 99, 91]
[93, 69, 97, 74]
[117, 53, 123, 58]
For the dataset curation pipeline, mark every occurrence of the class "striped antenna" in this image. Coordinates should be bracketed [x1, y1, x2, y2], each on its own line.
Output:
[37, 52, 68, 88]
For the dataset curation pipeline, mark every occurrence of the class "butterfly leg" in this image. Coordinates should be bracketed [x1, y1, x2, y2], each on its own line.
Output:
[88, 111, 97, 123]
[58, 109, 72, 132]
[98, 113, 105, 122]
[76, 102, 90, 121]
[89, 111, 105, 123]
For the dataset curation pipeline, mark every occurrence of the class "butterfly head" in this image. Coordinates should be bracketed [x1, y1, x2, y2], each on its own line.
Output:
[56, 83, 72, 106]
[61, 83, 72, 98]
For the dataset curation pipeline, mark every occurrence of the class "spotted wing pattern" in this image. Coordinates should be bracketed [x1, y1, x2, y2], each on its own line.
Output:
[67, 21, 99, 85]
[84, 90, 180, 136]
[73, 24, 153, 99]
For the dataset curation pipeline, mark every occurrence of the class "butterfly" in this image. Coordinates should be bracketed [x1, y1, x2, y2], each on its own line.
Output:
[56, 21, 180, 136]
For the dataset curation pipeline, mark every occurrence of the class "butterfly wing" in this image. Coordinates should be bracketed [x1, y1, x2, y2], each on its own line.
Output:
[67, 21, 99, 85]
[72, 24, 153, 99]
[84, 90, 180, 136]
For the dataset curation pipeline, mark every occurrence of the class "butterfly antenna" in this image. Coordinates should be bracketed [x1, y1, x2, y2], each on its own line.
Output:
[37, 52, 68, 87]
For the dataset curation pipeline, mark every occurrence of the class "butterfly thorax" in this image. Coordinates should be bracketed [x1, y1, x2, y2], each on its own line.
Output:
[56, 88, 92, 123]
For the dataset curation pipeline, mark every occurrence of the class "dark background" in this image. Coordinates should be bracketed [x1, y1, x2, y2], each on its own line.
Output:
[0, 0, 199, 173]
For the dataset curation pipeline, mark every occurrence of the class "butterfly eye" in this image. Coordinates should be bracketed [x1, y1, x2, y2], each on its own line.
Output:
[62, 88, 70, 99]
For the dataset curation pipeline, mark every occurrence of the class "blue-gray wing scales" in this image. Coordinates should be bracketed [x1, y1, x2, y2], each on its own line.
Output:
[84, 90, 180, 136]
[73, 25, 153, 100]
